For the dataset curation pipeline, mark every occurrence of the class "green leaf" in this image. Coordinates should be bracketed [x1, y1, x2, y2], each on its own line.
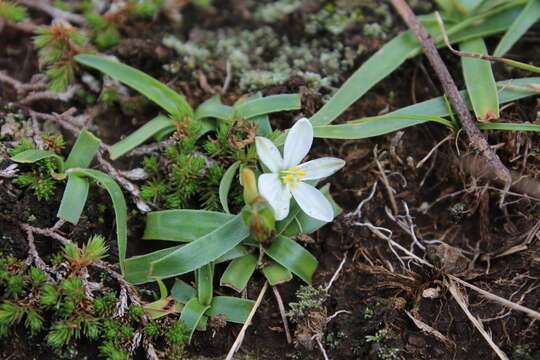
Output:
[196, 263, 214, 306]
[215, 245, 250, 263]
[460, 38, 499, 121]
[494, 0, 540, 57]
[194, 95, 233, 121]
[235, 94, 301, 119]
[261, 262, 293, 285]
[245, 93, 273, 136]
[309, 7, 523, 127]
[180, 298, 210, 342]
[143, 210, 234, 242]
[477, 122, 540, 131]
[171, 280, 196, 304]
[264, 236, 318, 284]
[11, 150, 65, 174]
[219, 161, 241, 213]
[206, 296, 255, 324]
[220, 254, 257, 292]
[124, 245, 182, 284]
[109, 116, 174, 159]
[64, 129, 101, 169]
[75, 54, 193, 119]
[56, 175, 89, 224]
[150, 214, 249, 279]
[313, 77, 540, 139]
[67, 169, 127, 274]
[282, 184, 342, 237]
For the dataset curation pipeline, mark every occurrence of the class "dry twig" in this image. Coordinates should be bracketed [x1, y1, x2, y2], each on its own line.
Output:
[271, 285, 292, 344]
[225, 281, 269, 360]
[389, 0, 512, 206]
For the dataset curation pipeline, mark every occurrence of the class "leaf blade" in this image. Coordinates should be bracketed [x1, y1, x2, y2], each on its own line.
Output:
[460, 38, 499, 121]
[150, 214, 249, 279]
[75, 54, 193, 119]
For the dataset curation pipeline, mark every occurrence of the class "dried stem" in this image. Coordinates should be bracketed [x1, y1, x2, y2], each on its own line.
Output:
[271, 285, 292, 344]
[389, 0, 512, 205]
[16, 0, 85, 25]
[225, 281, 269, 360]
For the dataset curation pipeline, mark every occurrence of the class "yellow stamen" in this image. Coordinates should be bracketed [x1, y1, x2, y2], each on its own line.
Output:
[282, 174, 294, 184]
[296, 170, 306, 176]
[290, 182, 297, 189]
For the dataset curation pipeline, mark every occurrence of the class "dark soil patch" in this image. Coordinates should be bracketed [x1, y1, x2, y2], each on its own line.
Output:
[1, 1, 539, 360]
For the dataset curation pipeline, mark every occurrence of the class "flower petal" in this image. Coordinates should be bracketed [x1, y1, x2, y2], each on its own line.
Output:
[291, 182, 334, 222]
[258, 173, 291, 221]
[284, 118, 313, 168]
[296, 157, 345, 180]
[255, 136, 283, 173]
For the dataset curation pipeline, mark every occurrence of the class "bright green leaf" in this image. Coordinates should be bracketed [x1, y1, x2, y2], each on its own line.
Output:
[75, 54, 193, 119]
[264, 236, 318, 284]
[150, 214, 249, 279]
[219, 161, 240, 213]
[220, 254, 257, 292]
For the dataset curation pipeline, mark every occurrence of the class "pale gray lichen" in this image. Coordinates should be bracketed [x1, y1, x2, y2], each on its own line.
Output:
[162, 1, 404, 95]
[253, 0, 303, 23]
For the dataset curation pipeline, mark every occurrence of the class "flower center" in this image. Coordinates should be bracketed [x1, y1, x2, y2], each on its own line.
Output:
[280, 167, 306, 189]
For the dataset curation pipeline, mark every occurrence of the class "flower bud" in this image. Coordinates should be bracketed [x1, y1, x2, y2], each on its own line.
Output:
[240, 167, 258, 205]
[241, 196, 275, 244]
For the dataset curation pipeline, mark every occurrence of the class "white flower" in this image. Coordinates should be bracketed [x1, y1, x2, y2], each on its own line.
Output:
[255, 118, 345, 222]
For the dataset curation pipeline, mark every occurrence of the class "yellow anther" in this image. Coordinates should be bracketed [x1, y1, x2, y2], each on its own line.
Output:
[296, 176, 303, 182]
[296, 170, 306, 176]
[290, 182, 297, 189]
[289, 167, 297, 171]
[282, 174, 294, 184]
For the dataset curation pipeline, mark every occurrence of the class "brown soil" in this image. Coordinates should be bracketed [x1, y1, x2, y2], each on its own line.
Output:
[1, 2, 539, 360]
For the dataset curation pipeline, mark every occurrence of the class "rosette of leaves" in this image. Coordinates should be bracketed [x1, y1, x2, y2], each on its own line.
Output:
[74, 55, 343, 340]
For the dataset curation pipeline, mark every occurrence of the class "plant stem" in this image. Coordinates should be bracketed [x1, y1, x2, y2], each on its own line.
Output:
[389, 0, 512, 204]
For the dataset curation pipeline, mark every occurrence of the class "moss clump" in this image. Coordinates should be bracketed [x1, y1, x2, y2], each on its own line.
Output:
[0, 236, 190, 359]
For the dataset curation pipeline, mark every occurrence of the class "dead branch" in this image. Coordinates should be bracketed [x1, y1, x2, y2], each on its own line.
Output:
[272, 285, 292, 344]
[389, 0, 512, 206]
[16, 0, 85, 25]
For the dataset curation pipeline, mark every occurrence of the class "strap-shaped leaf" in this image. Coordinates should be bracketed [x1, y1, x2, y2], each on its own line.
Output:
[11, 149, 65, 174]
[282, 184, 342, 237]
[109, 116, 174, 159]
[477, 122, 540, 131]
[206, 296, 255, 324]
[124, 245, 182, 284]
[220, 254, 257, 292]
[171, 279, 196, 304]
[143, 210, 234, 242]
[494, 0, 540, 57]
[64, 129, 101, 168]
[219, 161, 240, 213]
[67, 168, 128, 274]
[313, 77, 540, 139]
[263, 236, 318, 284]
[180, 298, 210, 342]
[245, 93, 273, 136]
[261, 262, 293, 285]
[75, 54, 193, 119]
[150, 214, 249, 279]
[197, 263, 214, 306]
[235, 94, 301, 119]
[460, 38, 499, 121]
[215, 245, 250, 263]
[57, 175, 89, 224]
[309, 7, 523, 127]
[194, 95, 233, 121]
